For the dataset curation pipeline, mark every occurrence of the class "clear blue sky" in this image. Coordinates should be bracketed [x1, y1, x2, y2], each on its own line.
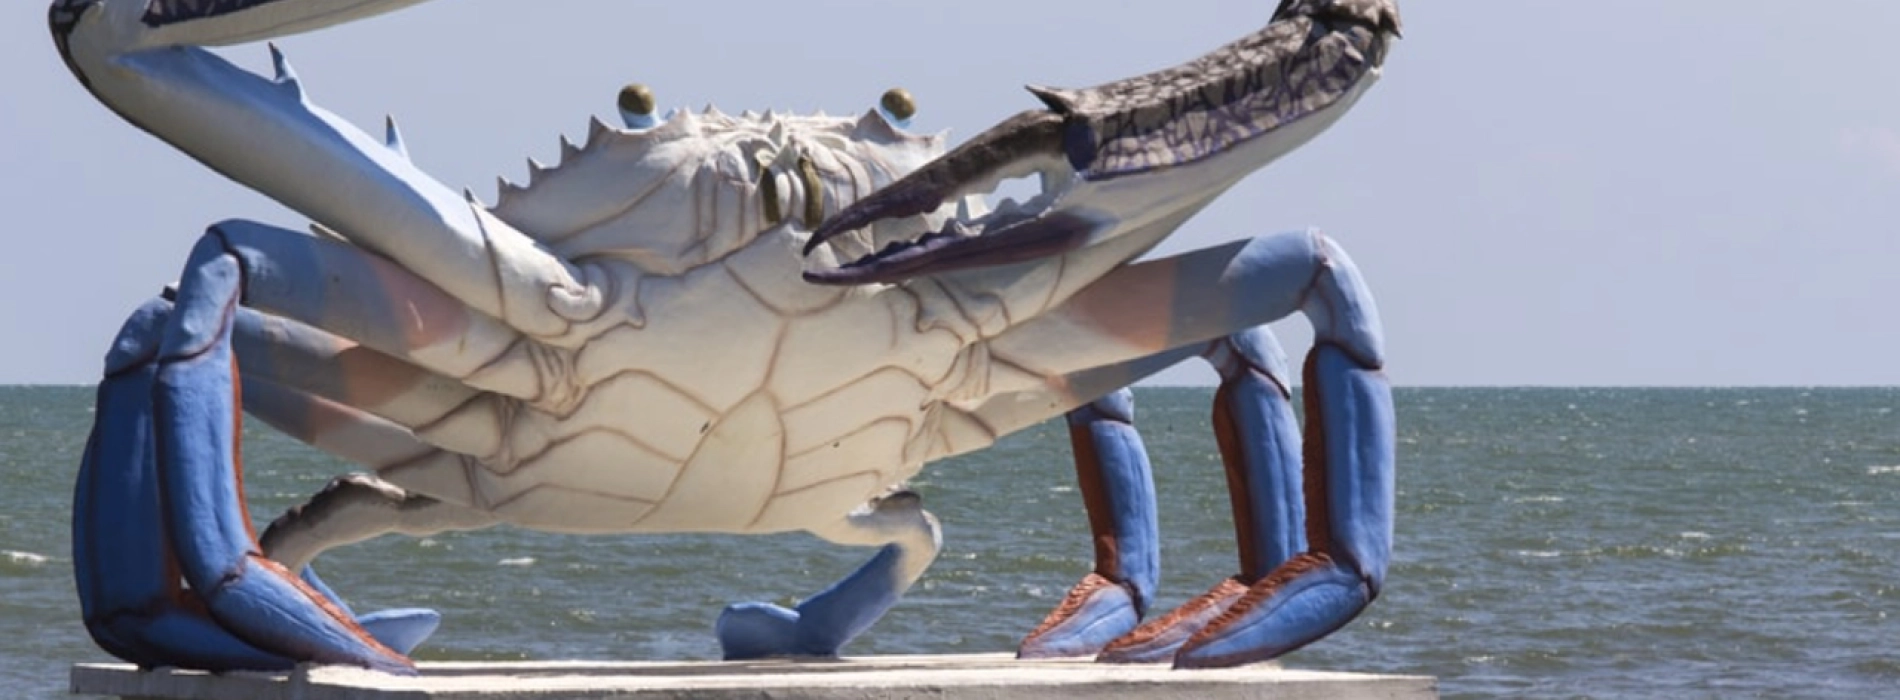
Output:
[4, 1, 1897, 386]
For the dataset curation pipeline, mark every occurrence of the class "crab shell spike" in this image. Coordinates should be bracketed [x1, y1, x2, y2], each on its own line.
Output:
[266, 43, 302, 95]
[462, 187, 486, 208]
[559, 134, 581, 162]
[1025, 85, 1080, 114]
[383, 116, 408, 160]
[851, 108, 906, 141]
[525, 161, 548, 189]
[585, 116, 614, 148]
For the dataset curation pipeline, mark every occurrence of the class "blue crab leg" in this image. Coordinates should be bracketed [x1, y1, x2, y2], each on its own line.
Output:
[299, 568, 439, 656]
[197, 290, 498, 651]
[717, 491, 941, 659]
[1170, 345, 1391, 668]
[167, 220, 538, 464]
[150, 234, 416, 673]
[1203, 331, 1307, 579]
[1097, 329, 1309, 664]
[982, 229, 1393, 668]
[74, 299, 294, 671]
[1016, 389, 1159, 659]
[76, 293, 433, 669]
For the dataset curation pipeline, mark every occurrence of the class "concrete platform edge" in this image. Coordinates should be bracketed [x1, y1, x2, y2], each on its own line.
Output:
[73, 654, 1438, 700]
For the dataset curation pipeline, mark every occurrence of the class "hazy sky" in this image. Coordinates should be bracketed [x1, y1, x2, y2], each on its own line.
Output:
[3, 1, 1897, 386]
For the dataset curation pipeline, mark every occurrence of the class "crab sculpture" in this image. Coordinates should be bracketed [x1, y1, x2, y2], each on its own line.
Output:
[56, 0, 1401, 674]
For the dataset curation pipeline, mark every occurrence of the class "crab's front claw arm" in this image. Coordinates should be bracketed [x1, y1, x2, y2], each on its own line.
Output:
[53, 0, 602, 353]
[72, 237, 415, 675]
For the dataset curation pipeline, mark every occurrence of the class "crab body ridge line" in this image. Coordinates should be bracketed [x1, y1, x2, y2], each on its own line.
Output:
[55, 0, 1402, 673]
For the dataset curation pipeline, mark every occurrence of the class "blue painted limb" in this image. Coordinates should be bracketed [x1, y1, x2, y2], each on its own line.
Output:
[1173, 346, 1393, 668]
[73, 299, 297, 671]
[74, 294, 440, 669]
[978, 230, 1392, 667]
[1203, 329, 1307, 579]
[1166, 234, 1391, 668]
[300, 568, 441, 656]
[1097, 328, 1310, 664]
[717, 544, 902, 659]
[353, 609, 442, 657]
[1018, 389, 1159, 659]
[151, 234, 415, 675]
[717, 491, 940, 659]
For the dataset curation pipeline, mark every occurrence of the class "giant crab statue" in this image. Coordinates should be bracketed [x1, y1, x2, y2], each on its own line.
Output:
[54, 0, 1401, 674]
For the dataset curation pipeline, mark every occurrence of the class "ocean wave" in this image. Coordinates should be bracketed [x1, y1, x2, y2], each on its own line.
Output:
[1867, 465, 1900, 475]
[2, 550, 49, 567]
[1509, 495, 1566, 504]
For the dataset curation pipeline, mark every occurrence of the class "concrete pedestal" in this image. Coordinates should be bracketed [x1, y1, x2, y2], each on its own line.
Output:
[73, 655, 1437, 699]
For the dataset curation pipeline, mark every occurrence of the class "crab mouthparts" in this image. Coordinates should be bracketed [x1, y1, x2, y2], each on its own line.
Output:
[804, 208, 1094, 286]
[802, 110, 1090, 286]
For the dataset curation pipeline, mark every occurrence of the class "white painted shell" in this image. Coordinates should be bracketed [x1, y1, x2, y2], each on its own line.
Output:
[378, 106, 1005, 535]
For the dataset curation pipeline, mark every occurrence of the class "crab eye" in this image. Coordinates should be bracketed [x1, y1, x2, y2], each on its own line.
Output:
[618, 83, 660, 130]
[878, 87, 916, 129]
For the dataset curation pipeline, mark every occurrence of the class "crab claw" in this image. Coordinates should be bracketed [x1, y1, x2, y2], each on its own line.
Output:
[72, 235, 417, 675]
[802, 111, 1095, 285]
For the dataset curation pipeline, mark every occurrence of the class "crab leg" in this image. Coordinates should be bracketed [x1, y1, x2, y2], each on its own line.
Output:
[984, 229, 1393, 668]
[1017, 389, 1159, 659]
[1097, 329, 1310, 664]
[234, 375, 501, 573]
[74, 299, 295, 671]
[155, 235, 414, 673]
[207, 218, 525, 391]
[190, 219, 546, 457]
[78, 293, 454, 671]
[716, 491, 942, 659]
[54, 0, 604, 352]
[1168, 344, 1391, 668]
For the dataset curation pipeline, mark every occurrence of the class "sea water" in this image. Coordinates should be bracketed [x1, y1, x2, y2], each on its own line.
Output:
[2, 386, 1895, 698]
